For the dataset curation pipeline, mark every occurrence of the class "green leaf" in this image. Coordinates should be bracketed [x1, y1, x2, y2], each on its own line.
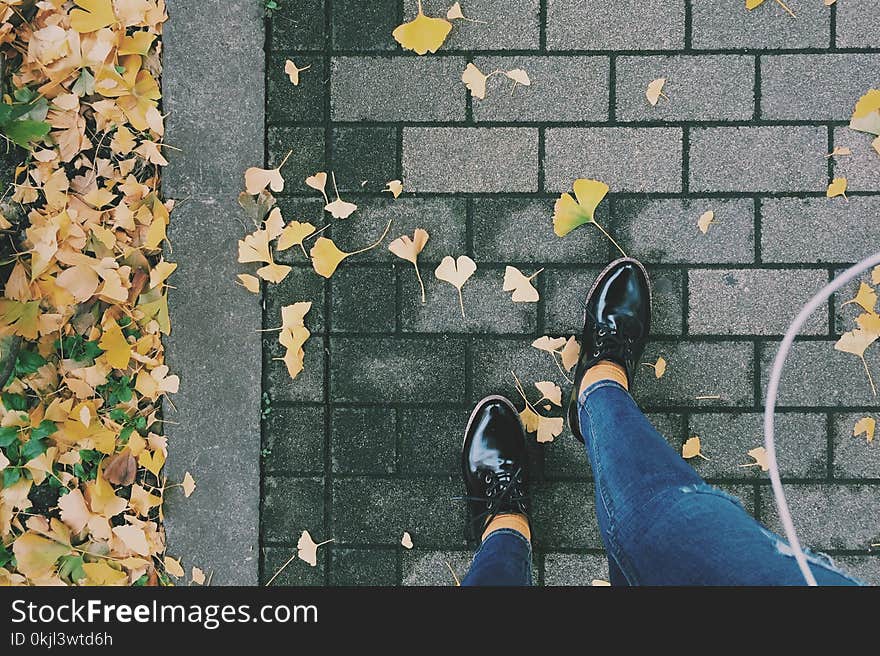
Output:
[15, 349, 47, 376]
[0, 542, 12, 568]
[21, 436, 47, 462]
[31, 420, 57, 441]
[4, 119, 51, 149]
[58, 555, 86, 584]
[2, 467, 20, 486]
[0, 425, 20, 447]
[2, 393, 28, 412]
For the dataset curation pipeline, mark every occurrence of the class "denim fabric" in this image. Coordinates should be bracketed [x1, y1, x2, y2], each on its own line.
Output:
[462, 379, 862, 586]
[461, 528, 532, 586]
[579, 380, 861, 586]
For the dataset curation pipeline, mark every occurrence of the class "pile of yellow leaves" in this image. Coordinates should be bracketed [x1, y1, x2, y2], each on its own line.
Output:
[0, 0, 184, 586]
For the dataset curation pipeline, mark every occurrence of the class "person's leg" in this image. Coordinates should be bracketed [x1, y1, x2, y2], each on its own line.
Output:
[461, 515, 532, 586]
[578, 376, 861, 585]
[568, 258, 861, 586]
[459, 396, 533, 587]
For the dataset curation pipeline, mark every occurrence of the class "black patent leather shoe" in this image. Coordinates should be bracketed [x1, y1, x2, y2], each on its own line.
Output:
[459, 395, 530, 539]
[567, 257, 652, 442]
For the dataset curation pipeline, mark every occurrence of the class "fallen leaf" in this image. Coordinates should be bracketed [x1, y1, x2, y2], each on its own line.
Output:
[873, 136, 880, 157]
[401, 532, 414, 549]
[697, 210, 715, 234]
[462, 63, 488, 100]
[13, 532, 71, 580]
[536, 415, 564, 443]
[237, 273, 261, 294]
[854, 417, 876, 443]
[310, 220, 393, 278]
[532, 335, 567, 352]
[104, 449, 137, 486]
[646, 78, 667, 106]
[851, 89, 880, 136]
[256, 261, 292, 284]
[324, 172, 358, 219]
[834, 329, 878, 396]
[297, 530, 333, 567]
[279, 302, 312, 380]
[384, 180, 404, 198]
[740, 446, 769, 472]
[843, 282, 877, 313]
[503, 266, 542, 303]
[553, 179, 625, 256]
[447, 2, 465, 19]
[827, 177, 848, 199]
[643, 356, 666, 378]
[245, 151, 291, 195]
[238, 229, 272, 264]
[393, 0, 453, 55]
[305, 172, 329, 204]
[746, 0, 796, 18]
[534, 381, 562, 406]
[284, 59, 311, 86]
[520, 405, 540, 433]
[276, 220, 317, 257]
[98, 321, 131, 369]
[560, 336, 580, 372]
[389, 229, 430, 303]
[682, 436, 708, 460]
[164, 555, 184, 578]
[592, 579, 611, 586]
[827, 146, 852, 157]
[873, 266, 880, 286]
[505, 68, 531, 88]
[191, 567, 206, 585]
[182, 472, 196, 498]
[70, 0, 117, 33]
[113, 525, 150, 556]
[435, 255, 477, 318]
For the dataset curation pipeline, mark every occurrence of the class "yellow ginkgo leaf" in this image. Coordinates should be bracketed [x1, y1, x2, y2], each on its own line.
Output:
[746, 0, 795, 17]
[536, 415, 564, 444]
[182, 472, 196, 498]
[98, 321, 131, 369]
[393, 0, 453, 55]
[505, 68, 531, 88]
[277, 220, 316, 256]
[237, 273, 261, 294]
[534, 381, 562, 406]
[503, 266, 542, 303]
[384, 180, 404, 198]
[553, 179, 625, 257]
[851, 89, 880, 136]
[297, 530, 334, 567]
[244, 151, 291, 195]
[520, 406, 540, 433]
[827, 177, 848, 199]
[284, 59, 311, 86]
[462, 63, 489, 100]
[389, 228, 430, 303]
[646, 78, 667, 106]
[305, 172, 329, 204]
[835, 328, 878, 396]
[843, 282, 877, 314]
[739, 446, 769, 472]
[682, 436, 708, 460]
[238, 228, 272, 264]
[257, 261, 292, 284]
[324, 171, 357, 219]
[643, 356, 666, 378]
[310, 220, 392, 279]
[560, 336, 580, 372]
[854, 416, 876, 443]
[401, 532, 414, 549]
[70, 0, 116, 33]
[435, 255, 477, 318]
[827, 146, 852, 157]
[164, 555, 185, 578]
[872, 136, 880, 156]
[532, 335, 567, 353]
[697, 210, 715, 234]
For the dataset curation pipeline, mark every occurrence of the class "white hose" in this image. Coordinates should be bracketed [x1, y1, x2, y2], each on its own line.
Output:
[764, 251, 880, 586]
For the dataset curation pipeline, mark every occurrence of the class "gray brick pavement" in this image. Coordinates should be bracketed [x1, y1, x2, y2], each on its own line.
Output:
[257, 0, 880, 586]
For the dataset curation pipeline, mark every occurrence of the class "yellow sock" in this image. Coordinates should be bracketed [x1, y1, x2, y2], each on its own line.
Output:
[579, 360, 628, 396]
[481, 513, 531, 543]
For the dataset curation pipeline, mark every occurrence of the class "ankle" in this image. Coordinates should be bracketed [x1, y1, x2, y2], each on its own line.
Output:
[578, 360, 629, 396]
[481, 513, 531, 543]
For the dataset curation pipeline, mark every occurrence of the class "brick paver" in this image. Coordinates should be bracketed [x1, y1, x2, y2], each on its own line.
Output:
[261, 0, 880, 586]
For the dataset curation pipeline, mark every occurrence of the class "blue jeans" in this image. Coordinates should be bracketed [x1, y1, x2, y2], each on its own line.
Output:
[462, 380, 861, 586]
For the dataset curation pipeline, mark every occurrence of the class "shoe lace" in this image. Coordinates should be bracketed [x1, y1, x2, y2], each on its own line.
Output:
[453, 466, 529, 532]
[585, 306, 640, 359]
